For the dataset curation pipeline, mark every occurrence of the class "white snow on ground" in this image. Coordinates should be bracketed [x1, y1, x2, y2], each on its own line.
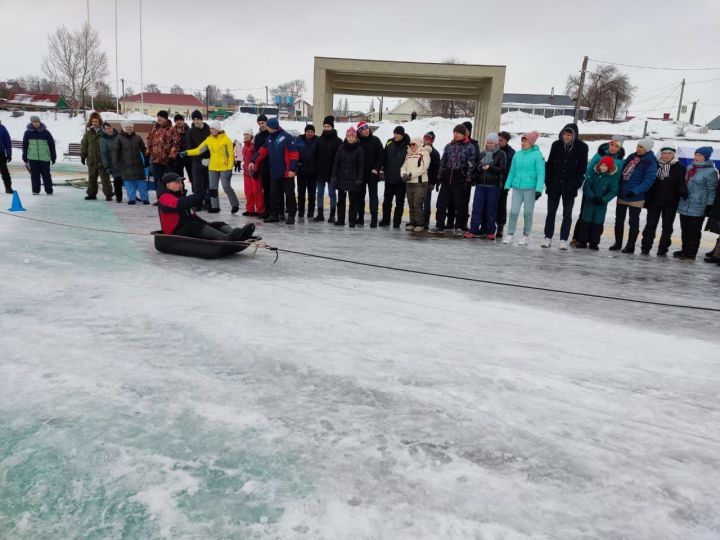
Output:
[1, 174, 720, 539]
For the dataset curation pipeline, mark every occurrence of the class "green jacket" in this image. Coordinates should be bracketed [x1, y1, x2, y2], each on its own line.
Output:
[22, 122, 56, 163]
[100, 128, 119, 174]
[505, 145, 545, 192]
[81, 126, 104, 167]
[583, 165, 620, 205]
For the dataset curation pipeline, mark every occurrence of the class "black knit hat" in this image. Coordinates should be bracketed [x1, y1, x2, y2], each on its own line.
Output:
[257, 114, 268, 122]
[424, 131, 435, 142]
[191, 110, 203, 120]
[323, 115, 335, 127]
[157, 110, 169, 120]
[174, 113, 184, 122]
[393, 125, 405, 136]
[498, 131, 512, 141]
[305, 124, 316, 132]
[161, 172, 183, 184]
[453, 124, 468, 136]
[462, 121, 472, 133]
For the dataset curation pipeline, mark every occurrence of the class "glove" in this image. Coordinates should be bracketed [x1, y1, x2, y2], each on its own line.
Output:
[179, 151, 187, 158]
[401, 173, 411, 182]
[6, 156, 10, 163]
[535, 192, 542, 201]
[51, 160, 55, 165]
[107, 168, 115, 177]
[706, 205, 714, 217]
[81, 157, 86, 165]
[201, 159, 209, 167]
[592, 196, 603, 205]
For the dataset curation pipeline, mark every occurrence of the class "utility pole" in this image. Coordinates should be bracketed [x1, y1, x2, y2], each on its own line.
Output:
[265, 86, 269, 107]
[573, 55, 588, 123]
[689, 100, 698, 125]
[676, 78, 686, 121]
[379, 96, 383, 121]
[612, 90, 620, 124]
[114, 0, 119, 113]
[139, 0, 144, 116]
[205, 86, 209, 119]
[121, 78, 125, 113]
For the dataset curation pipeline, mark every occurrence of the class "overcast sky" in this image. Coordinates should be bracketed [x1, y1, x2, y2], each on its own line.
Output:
[2, 0, 720, 123]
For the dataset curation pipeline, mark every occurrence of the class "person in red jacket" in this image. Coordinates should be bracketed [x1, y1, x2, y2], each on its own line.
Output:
[241, 129, 263, 216]
[157, 172, 255, 241]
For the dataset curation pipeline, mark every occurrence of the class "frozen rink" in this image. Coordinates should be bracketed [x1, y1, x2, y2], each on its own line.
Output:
[1, 173, 720, 540]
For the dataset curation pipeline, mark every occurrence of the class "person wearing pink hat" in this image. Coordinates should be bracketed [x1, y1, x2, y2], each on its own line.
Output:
[502, 130, 545, 246]
[331, 126, 365, 227]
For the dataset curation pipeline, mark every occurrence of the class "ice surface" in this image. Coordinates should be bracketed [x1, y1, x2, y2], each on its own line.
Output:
[1, 174, 720, 539]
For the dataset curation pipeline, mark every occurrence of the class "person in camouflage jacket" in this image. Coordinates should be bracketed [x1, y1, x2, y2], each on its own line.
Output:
[81, 111, 114, 200]
[146, 110, 181, 200]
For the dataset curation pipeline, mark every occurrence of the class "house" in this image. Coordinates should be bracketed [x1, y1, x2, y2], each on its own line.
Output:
[502, 92, 589, 120]
[120, 92, 204, 117]
[367, 97, 430, 123]
[1, 93, 70, 111]
[291, 99, 313, 120]
[707, 115, 720, 131]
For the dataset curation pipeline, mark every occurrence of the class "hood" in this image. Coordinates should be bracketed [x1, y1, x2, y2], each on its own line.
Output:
[594, 162, 618, 175]
[559, 123, 579, 142]
[417, 145, 431, 159]
[86, 112, 103, 128]
[26, 122, 47, 131]
[598, 142, 625, 160]
[102, 128, 119, 139]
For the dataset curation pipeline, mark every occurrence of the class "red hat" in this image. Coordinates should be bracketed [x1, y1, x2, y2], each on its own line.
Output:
[356, 121, 369, 131]
[598, 156, 615, 170]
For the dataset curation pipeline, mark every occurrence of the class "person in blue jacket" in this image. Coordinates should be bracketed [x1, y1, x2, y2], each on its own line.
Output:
[0, 120, 12, 193]
[295, 124, 318, 219]
[249, 117, 299, 225]
[610, 138, 657, 253]
[675, 146, 719, 260]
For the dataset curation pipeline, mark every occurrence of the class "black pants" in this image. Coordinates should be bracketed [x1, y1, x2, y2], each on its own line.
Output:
[572, 195, 586, 242]
[111, 176, 123, 202]
[614, 203, 641, 245]
[190, 161, 209, 208]
[262, 174, 272, 216]
[0, 155, 11, 191]
[29, 160, 52, 194]
[423, 185, 434, 228]
[174, 157, 193, 184]
[544, 191, 576, 240]
[271, 177, 296, 218]
[679, 214, 704, 257]
[381, 182, 406, 226]
[234, 160, 242, 173]
[176, 220, 234, 240]
[436, 181, 470, 230]
[362, 178, 379, 218]
[496, 187, 508, 227]
[579, 222, 604, 247]
[296, 173, 317, 216]
[641, 205, 677, 254]
[337, 189, 364, 225]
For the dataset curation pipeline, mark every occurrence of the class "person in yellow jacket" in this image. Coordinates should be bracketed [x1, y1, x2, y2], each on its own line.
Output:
[181, 121, 239, 213]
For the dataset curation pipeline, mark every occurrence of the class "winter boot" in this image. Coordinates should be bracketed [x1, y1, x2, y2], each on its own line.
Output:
[327, 208, 336, 224]
[264, 214, 280, 223]
[85, 195, 97, 200]
[622, 230, 638, 254]
[496, 225, 504, 239]
[231, 206, 240, 214]
[307, 206, 315, 219]
[3, 180, 12, 194]
[313, 211, 324, 222]
[370, 214, 378, 228]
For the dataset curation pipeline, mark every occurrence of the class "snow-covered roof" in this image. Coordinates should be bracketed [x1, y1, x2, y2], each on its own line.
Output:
[121, 93, 204, 107]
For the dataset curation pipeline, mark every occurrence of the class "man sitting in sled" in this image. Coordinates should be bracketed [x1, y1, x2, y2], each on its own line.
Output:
[158, 172, 255, 241]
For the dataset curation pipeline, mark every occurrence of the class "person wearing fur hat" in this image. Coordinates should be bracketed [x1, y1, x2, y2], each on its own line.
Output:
[422, 131, 441, 229]
[400, 138, 431, 232]
[571, 135, 625, 244]
[22, 115, 56, 195]
[541, 123, 588, 250]
[610, 138, 658, 253]
[430, 124, 477, 233]
[296, 124, 319, 219]
[241, 129, 263, 216]
[331, 127, 365, 227]
[111, 121, 149, 205]
[380, 126, 411, 228]
[313, 116, 341, 223]
[675, 146, 718, 260]
[80, 111, 115, 200]
[465, 132, 507, 239]
[181, 121, 240, 214]
[187, 110, 211, 210]
[577, 156, 620, 249]
[640, 146, 685, 255]
[147, 110, 182, 202]
[357, 120, 384, 227]
[501, 131, 544, 245]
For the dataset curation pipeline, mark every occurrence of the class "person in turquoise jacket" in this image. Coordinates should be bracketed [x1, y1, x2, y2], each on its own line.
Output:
[577, 156, 620, 250]
[502, 130, 545, 245]
[675, 146, 719, 260]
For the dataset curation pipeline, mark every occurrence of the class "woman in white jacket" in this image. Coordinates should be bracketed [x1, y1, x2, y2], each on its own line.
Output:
[401, 138, 431, 232]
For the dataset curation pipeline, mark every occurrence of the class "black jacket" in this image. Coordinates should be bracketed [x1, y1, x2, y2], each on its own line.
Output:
[111, 131, 147, 180]
[644, 160, 685, 208]
[500, 144, 515, 187]
[316, 129, 342, 180]
[427, 145, 440, 185]
[545, 123, 589, 196]
[383, 134, 410, 184]
[175, 125, 190, 152]
[475, 150, 507, 187]
[251, 129, 271, 180]
[358, 133, 384, 181]
[296, 134, 318, 178]
[332, 141, 365, 192]
[187, 123, 210, 160]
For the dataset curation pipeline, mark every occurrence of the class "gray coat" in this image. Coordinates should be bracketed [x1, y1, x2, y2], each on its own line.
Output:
[677, 160, 718, 217]
[112, 131, 147, 181]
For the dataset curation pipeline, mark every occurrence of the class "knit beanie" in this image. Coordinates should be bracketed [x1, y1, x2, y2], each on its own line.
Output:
[521, 130, 539, 146]
[267, 117, 280, 130]
[156, 110, 169, 120]
[323, 115, 335, 127]
[209, 121, 222, 131]
[304, 124, 316, 132]
[485, 132, 499, 145]
[695, 146, 714, 161]
[610, 134, 625, 145]
[120, 120, 133, 129]
[356, 121, 370, 131]
[659, 145, 676, 153]
[453, 124, 468, 136]
[462, 121, 473, 133]
[598, 156, 615, 170]
[410, 137, 423, 147]
[30, 115, 41, 123]
[423, 131, 435, 142]
[174, 113, 184, 122]
[257, 114, 268, 122]
[243, 128, 254, 136]
[393, 125, 405, 136]
[191, 110, 203, 120]
[161, 172, 182, 184]
[346, 127, 357, 138]
[637, 138, 654, 152]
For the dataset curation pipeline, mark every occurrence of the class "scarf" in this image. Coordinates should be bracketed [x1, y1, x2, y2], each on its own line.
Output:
[481, 148, 496, 166]
[685, 163, 702, 185]
[656, 157, 676, 181]
[622, 156, 640, 182]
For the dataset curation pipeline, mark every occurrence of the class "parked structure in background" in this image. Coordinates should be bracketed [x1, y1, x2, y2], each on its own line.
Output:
[0, 93, 70, 112]
[120, 92, 204, 117]
[501, 92, 589, 120]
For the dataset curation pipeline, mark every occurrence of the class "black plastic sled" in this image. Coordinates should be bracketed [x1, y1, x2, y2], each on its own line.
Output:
[152, 231, 253, 259]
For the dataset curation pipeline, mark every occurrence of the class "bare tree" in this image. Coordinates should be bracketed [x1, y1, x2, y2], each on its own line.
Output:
[125, 86, 135, 96]
[170, 84, 184, 94]
[205, 84, 222, 106]
[42, 23, 108, 116]
[144, 83, 160, 93]
[272, 79, 306, 100]
[566, 64, 635, 121]
[15, 75, 57, 94]
[423, 57, 475, 119]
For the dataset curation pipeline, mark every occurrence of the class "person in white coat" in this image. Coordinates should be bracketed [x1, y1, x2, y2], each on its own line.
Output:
[401, 138, 431, 232]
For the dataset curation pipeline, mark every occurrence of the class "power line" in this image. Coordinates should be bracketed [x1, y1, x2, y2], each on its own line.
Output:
[589, 58, 720, 71]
